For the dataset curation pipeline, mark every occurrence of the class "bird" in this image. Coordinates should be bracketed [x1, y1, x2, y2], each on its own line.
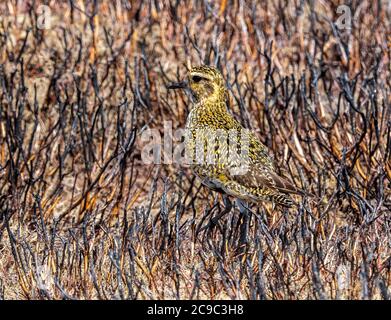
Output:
[168, 65, 312, 230]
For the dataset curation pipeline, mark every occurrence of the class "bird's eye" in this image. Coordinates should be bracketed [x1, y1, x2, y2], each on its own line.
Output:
[192, 76, 203, 83]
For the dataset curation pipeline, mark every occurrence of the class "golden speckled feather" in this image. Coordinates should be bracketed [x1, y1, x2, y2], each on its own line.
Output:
[170, 65, 311, 207]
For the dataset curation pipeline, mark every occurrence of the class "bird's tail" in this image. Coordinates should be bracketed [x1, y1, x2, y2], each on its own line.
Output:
[271, 193, 295, 207]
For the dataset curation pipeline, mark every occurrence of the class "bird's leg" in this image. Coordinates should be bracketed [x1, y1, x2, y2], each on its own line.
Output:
[236, 199, 250, 255]
[212, 194, 233, 225]
[198, 194, 232, 233]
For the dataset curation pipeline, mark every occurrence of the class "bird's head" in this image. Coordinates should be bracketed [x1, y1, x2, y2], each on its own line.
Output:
[168, 65, 227, 103]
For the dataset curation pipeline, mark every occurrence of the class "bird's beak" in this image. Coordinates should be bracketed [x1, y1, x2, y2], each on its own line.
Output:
[167, 79, 188, 90]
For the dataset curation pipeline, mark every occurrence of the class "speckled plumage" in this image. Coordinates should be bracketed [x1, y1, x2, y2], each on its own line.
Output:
[176, 65, 308, 207]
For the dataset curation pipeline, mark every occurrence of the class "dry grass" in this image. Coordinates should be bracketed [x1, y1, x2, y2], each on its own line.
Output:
[0, 0, 390, 300]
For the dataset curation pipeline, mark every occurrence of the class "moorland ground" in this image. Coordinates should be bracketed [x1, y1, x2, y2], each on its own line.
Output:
[0, 0, 390, 299]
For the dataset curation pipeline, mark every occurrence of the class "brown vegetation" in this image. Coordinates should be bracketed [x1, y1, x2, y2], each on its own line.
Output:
[0, 0, 390, 299]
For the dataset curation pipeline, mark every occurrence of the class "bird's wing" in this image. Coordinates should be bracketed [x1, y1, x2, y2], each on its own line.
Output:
[247, 135, 275, 171]
[231, 127, 310, 196]
[226, 122, 276, 171]
[225, 164, 308, 196]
